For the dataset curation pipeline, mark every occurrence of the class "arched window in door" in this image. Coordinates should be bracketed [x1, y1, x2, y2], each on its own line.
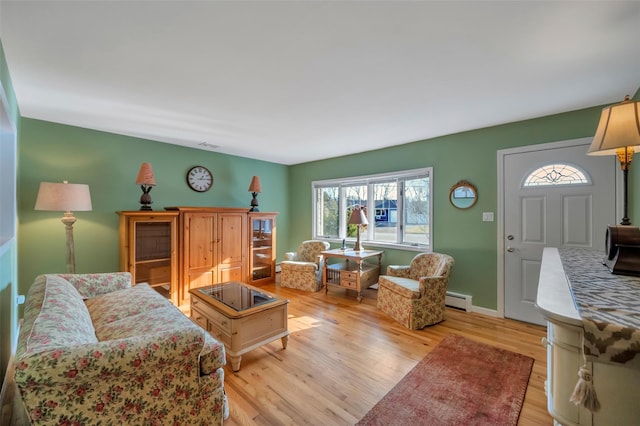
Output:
[523, 163, 590, 187]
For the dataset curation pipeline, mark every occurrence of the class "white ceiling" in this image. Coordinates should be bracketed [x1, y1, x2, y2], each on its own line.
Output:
[1, 1, 639, 165]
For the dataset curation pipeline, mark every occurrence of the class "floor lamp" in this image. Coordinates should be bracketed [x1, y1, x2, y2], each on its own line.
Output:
[35, 181, 92, 273]
[587, 95, 640, 225]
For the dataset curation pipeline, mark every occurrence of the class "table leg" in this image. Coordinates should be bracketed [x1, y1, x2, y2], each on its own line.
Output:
[230, 355, 242, 372]
[357, 260, 363, 303]
[281, 334, 289, 349]
[324, 256, 329, 295]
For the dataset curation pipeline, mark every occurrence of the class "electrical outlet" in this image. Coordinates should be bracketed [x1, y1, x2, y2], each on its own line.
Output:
[482, 212, 494, 222]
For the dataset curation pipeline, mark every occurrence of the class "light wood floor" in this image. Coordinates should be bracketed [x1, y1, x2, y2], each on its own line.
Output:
[4, 283, 553, 425]
[221, 284, 552, 426]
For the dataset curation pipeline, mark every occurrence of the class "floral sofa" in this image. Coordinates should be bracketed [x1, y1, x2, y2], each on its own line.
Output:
[377, 252, 455, 330]
[14, 273, 228, 425]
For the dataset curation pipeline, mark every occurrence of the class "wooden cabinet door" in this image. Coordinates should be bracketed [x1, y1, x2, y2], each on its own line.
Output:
[217, 213, 246, 282]
[248, 213, 277, 285]
[183, 213, 216, 302]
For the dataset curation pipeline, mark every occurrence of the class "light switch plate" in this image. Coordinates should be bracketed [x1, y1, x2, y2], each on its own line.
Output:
[482, 212, 494, 222]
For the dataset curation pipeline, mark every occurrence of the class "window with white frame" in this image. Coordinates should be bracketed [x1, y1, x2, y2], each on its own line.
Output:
[313, 168, 432, 249]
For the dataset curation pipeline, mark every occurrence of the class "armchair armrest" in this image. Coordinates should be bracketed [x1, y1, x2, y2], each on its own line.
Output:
[281, 261, 319, 271]
[57, 272, 132, 299]
[418, 276, 449, 298]
[387, 265, 411, 278]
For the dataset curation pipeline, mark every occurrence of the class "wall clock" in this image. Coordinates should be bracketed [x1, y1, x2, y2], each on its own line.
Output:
[186, 166, 213, 192]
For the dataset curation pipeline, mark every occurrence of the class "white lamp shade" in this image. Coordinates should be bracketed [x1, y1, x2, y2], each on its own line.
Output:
[35, 181, 92, 212]
[588, 96, 640, 156]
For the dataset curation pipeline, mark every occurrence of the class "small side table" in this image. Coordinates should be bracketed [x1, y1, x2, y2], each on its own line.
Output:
[322, 248, 383, 302]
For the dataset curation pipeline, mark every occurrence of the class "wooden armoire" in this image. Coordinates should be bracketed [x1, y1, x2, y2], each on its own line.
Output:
[166, 207, 247, 305]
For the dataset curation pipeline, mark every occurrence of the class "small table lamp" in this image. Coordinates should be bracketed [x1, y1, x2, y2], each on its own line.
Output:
[136, 162, 156, 211]
[587, 95, 640, 225]
[348, 206, 368, 251]
[248, 176, 262, 212]
[35, 180, 92, 273]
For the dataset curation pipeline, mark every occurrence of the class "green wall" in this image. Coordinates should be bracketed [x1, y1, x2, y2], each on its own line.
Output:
[289, 104, 638, 309]
[18, 119, 289, 293]
[0, 37, 20, 388]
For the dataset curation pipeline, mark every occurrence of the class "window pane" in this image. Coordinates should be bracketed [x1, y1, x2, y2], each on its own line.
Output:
[403, 176, 430, 245]
[524, 163, 589, 187]
[373, 181, 397, 243]
[345, 185, 367, 238]
[316, 187, 339, 237]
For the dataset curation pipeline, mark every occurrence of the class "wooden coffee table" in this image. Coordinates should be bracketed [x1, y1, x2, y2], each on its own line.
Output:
[189, 281, 289, 371]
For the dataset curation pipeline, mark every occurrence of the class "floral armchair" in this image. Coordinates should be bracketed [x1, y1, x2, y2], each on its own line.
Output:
[280, 240, 330, 291]
[377, 252, 455, 329]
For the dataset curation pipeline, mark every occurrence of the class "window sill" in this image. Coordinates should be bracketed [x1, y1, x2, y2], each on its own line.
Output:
[317, 237, 430, 253]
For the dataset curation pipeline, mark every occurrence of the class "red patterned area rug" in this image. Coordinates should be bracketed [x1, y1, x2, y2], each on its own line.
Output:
[357, 334, 534, 426]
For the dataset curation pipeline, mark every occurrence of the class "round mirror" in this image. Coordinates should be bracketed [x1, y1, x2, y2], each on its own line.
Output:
[449, 180, 477, 209]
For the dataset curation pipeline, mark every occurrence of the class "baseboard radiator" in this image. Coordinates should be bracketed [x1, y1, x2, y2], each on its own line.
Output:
[445, 291, 472, 312]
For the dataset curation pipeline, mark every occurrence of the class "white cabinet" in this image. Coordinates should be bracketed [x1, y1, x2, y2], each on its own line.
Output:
[537, 248, 640, 426]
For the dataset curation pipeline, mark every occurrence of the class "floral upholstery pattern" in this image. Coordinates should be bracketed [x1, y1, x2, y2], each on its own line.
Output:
[15, 273, 228, 425]
[280, 240, 330, 291]
[377, 252, 455, 329]
[58, 272, 132, 298]
[85, 283, 174, 326]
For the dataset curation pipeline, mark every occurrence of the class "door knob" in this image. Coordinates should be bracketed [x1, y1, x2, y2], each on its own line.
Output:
[507, 246, 514, 252]
[507, 235, 514, 240]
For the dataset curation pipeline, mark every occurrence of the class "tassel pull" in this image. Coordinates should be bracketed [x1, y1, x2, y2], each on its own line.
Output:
[570, 366, 601, 412]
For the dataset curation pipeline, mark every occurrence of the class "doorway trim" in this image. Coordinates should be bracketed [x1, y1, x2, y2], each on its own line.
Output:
[496, 137, 622, 318]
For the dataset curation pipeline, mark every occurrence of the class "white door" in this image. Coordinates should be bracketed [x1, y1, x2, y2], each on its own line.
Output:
[502, 140, 617, 325]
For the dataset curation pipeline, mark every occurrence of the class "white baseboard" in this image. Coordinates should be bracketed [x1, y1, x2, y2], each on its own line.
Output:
[445, 291, 472, 312]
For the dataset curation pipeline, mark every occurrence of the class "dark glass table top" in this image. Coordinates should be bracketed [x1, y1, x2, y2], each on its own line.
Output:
[197, 281, 277, 312]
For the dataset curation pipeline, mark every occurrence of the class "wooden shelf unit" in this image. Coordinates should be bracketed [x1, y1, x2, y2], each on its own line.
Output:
[322, 249, 383, 302]
[117, 211, 179, 304]
[248, 212, 277, 286]
[325, 261, 379, 290]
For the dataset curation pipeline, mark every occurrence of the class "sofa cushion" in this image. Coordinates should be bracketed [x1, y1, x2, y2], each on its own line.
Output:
[85, 283, 169, 327]
[21, 275, 98, 357]
[57, 272, 132, 298]
[95, 305, 226, 374]
[91, 285, 226, 374]
[95, 305, 202, 341]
